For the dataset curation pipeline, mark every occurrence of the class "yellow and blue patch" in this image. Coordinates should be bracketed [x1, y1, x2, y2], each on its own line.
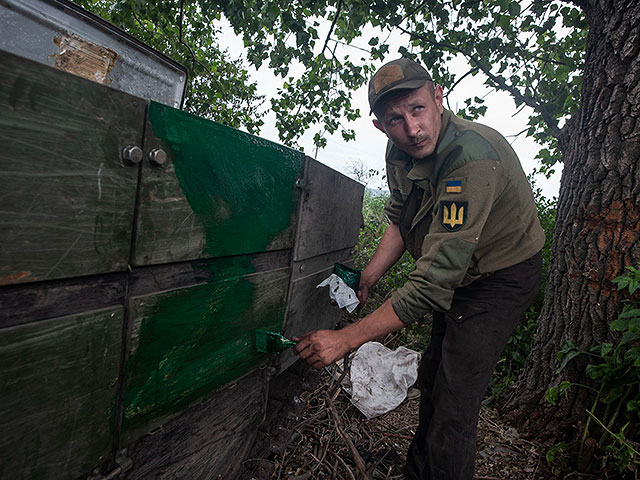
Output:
[440, 201, 467, 231]
[445, 180, 462, 194]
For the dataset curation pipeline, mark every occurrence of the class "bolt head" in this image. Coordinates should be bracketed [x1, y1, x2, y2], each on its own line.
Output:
[149, 148, 168, 166]
[122, 145, 143, 164]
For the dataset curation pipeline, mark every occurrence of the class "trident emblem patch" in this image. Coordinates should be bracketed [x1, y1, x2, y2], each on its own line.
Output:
[440, 201, 467, 231]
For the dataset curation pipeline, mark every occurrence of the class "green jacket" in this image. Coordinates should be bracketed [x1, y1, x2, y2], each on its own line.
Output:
[384, 109, 545, 324]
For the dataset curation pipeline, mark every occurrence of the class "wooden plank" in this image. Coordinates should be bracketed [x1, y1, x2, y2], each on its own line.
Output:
[0, 51, 145, 285]
[0, 273, 126, 328]
[133, 101, 305, 266]
[127, 250, 291, 298]
[0, 307, 124, 480]
[293, 158, 365, 262]
[121, 368, 270, 479]
[121, 254, 291, 441]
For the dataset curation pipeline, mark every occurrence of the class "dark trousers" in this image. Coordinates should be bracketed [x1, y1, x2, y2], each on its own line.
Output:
[404, 252, 542, 480]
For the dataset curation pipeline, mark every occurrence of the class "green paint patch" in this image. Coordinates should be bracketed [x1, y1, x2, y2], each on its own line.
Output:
[147, 101, 304, 258]
[122, 255, 288, 435]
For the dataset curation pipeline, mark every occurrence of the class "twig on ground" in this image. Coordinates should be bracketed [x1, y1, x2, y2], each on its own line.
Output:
[325, 392, 371, 480]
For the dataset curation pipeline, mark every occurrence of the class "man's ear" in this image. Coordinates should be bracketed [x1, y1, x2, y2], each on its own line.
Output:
[372, 118, 386, 134]
[434, 84, 444, 114]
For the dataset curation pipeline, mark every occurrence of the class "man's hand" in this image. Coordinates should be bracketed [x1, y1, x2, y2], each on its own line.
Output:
[294, 300, 406, 370]
[356, 282, 369, 308]
[294, 329, 351, 369]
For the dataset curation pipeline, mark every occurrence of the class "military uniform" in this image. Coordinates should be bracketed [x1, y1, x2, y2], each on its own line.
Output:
[385, 109, 545, 322]
[383, 109, 545, 479]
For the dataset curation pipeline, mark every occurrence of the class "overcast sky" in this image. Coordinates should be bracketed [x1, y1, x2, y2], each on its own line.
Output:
[217, 21, 562, 199]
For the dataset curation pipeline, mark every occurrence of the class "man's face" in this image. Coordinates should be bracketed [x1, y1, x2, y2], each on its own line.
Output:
[373, 83, 444, 159]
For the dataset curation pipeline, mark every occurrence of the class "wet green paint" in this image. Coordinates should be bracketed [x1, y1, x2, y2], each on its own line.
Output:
[122, 255, 289, 438]
[147, 101, 304, 258]
[122, 102, 304, 438]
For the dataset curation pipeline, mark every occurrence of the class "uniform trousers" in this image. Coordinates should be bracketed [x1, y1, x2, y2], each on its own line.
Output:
[404, 251, 542, 480]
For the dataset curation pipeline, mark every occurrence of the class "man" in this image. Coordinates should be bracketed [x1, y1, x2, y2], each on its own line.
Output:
[294, 58, 545, 479]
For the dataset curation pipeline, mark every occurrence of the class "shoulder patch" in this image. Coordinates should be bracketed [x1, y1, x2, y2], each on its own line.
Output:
[445, 179, 463, 194]
[440, 201, 467, 231]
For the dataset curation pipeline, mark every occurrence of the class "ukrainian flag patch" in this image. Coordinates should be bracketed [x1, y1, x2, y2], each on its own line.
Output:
[445, 180, 462, 194]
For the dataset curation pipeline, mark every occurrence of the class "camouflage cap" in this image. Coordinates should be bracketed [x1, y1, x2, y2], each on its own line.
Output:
[368, 58, 432, 113]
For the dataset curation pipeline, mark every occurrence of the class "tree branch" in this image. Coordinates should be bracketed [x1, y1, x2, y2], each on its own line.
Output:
[443, 67, 480, 98]
[391, 22, 564, 140]
[322, 0, 343, 56]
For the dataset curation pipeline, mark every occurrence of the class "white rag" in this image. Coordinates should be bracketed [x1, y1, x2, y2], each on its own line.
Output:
[316, 273, 360, 313]
[349, 341, 420, 419]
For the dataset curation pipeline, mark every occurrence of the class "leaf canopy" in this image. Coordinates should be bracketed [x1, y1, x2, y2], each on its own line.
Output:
[77, 0, 588, 168]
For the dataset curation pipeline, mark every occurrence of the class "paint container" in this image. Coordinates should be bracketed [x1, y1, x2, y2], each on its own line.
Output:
[333, 263, 361, 290]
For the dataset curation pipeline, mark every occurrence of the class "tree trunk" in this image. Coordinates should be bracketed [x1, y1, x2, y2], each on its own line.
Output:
[503, 0, 640, 438]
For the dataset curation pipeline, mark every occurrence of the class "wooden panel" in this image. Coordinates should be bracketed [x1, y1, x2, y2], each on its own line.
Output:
[293, 158, 365, 261]
[0, 307, 123, 480]
[122, 368, 270, 479]
[279, 248, 355, 371]
[0, 51, 145, 286]
[134, 101, 304, 266]
[121, 254, 291, 441]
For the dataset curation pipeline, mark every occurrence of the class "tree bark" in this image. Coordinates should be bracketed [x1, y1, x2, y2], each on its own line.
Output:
[503, 0, 640, 438]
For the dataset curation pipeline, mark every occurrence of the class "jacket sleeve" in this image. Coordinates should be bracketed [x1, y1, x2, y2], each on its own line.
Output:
[391, 159, 506, 324]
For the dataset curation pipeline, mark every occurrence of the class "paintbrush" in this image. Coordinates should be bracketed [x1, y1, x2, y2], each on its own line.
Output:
[255, 329, 297, 354]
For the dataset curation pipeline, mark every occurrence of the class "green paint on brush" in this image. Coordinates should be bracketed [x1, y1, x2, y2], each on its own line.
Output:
[147, 101, 304, 258]
[255, 329, 297, 354]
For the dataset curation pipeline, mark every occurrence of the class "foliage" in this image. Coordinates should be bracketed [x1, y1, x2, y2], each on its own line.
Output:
[545, 267, 640, 473]
[74, 0, 265, 133]
[347, 189, 427, 350]
[74, 1, 588, 167]
[216, 0, 587, 165]
[352, 189, 415, 311]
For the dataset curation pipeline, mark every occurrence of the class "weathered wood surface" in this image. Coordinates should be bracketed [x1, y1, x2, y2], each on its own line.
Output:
[133, 101, 304, 266]
[121, 252, 291, 442]
[0, 51, 364, 480]
[0, 50, 145, 286]
[293, 157, 364, 262]
[121, 368, 270, 480]
[0, 307, 123, 480]
[0, 273, 126, 328]
[280, 247, 355, 372]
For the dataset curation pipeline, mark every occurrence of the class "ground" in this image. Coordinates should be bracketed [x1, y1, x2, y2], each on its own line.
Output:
[240, 353, 635, 480]
[261, 364, 547, 480]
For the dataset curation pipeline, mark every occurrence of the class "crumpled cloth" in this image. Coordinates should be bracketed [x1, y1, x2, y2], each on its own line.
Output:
[349, 341, 420, 419]
[316, 273, 359, 313]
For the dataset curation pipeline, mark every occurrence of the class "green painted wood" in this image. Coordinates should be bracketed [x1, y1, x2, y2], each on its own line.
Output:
[0, 51, 145, 286]
[134, 101, 304, 266]
[0, 307, 123, 480]
[121, 254, 290, 440]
